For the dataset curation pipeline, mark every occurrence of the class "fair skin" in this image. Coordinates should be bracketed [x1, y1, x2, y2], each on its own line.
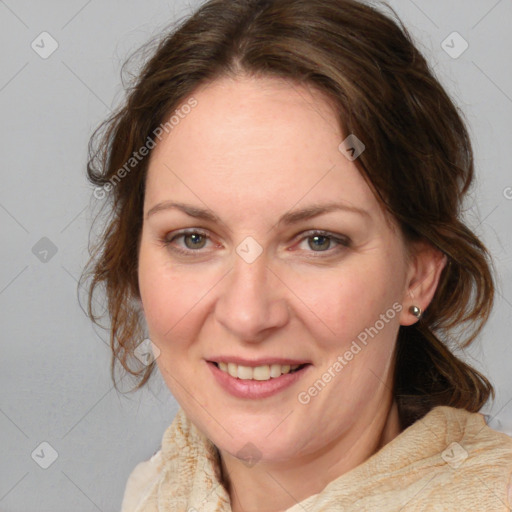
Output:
[138, 74, 446, 512]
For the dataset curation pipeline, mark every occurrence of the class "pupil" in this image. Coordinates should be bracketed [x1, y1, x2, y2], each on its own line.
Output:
[185, 234, 206, 249]
[309, 235, 330, 251]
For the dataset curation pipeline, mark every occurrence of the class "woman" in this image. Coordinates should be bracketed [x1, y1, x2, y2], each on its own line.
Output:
[83, 0, 512, 510]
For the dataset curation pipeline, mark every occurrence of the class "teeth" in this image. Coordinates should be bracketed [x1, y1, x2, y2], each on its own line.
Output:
[216, 362, 301, 381]
[237, 365, 253, 379]
[270, 364, 283, 378]
[227, 363, 238, 378]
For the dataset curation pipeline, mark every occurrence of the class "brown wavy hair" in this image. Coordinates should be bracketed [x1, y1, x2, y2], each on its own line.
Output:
[82, 0, 495, 430]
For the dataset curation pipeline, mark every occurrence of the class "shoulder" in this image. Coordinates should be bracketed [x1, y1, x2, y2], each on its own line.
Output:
[430, 405, 512, 452]
[120, 450, 164, 512]
[423, 406, 512, 509]
[119, 408, 206, 512]
[423, 405, 512, 466]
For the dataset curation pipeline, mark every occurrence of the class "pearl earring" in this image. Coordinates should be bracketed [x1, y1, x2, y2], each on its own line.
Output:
[409, 305, 422, 319]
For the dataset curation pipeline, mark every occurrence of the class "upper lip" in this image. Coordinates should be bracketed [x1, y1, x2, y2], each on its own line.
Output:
[207, 356, 311, 367]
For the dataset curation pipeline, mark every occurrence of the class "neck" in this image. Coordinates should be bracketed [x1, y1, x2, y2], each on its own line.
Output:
[220, 398, 402, 512]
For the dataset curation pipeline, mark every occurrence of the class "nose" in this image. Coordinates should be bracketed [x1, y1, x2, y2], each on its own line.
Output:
[214, 251, 290, 342]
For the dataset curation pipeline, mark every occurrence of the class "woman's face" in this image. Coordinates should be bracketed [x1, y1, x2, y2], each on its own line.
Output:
[138, 75, 416, 462]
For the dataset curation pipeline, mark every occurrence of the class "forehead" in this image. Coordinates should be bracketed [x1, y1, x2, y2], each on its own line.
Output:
[144, 75, 381, 222]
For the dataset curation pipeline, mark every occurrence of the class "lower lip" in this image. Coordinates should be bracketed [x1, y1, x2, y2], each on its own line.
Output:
[207, 361, 311, 399]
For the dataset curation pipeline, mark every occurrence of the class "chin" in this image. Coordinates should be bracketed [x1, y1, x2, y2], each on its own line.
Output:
[205, 415, 305, 460]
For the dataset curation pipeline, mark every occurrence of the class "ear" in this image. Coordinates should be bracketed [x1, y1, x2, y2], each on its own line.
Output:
[399, 240, 447, 326]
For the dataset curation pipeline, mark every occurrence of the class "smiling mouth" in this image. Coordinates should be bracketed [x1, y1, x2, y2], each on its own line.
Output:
[211, 361, 309, 381]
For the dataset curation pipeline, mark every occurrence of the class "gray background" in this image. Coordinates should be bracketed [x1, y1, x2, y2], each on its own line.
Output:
[1, 1, 511, 511]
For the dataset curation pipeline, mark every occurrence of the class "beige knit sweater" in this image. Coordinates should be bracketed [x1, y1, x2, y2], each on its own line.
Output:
[121, 405, 512, 511]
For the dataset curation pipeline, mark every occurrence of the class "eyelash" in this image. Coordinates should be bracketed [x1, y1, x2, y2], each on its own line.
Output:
[159, 229, 351, 258]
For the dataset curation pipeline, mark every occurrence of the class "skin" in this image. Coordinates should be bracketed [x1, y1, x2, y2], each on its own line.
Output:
[138, 74, 446, 512]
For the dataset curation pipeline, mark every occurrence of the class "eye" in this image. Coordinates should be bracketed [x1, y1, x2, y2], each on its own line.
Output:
[161, 229, 214, 255]
[181, 232, 207, 250]
[296, 230, 351, 255]
[160, 228, 351, 258]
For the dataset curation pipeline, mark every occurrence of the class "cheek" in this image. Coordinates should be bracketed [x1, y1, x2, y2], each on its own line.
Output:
[290, 259, 402, 346]
[138, 245, 198, 339]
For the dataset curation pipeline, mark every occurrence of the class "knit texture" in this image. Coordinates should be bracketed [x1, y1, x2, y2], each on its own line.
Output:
[121, 405, 512, 511]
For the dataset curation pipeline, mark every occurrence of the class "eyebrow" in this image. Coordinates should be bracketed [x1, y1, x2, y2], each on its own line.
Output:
[145, 200, 369, 225]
